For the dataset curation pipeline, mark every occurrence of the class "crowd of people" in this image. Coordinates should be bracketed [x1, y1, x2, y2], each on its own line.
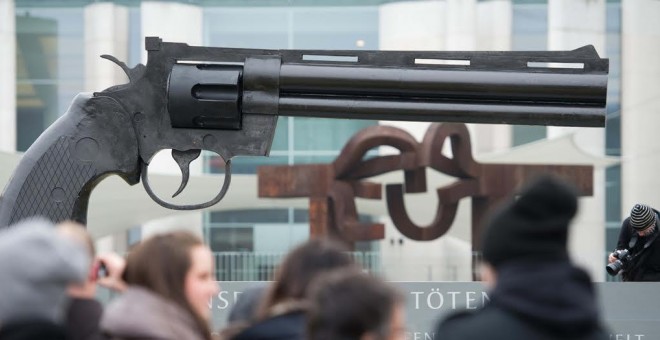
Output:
[2, 175, 648, 339]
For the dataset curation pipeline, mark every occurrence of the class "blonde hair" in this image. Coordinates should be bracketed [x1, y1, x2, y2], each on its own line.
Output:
[57, 220, 95, 257]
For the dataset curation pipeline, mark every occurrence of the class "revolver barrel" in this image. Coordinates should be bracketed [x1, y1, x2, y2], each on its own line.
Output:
[163, 39, 608, 129]
[277, 64, 606, 126]
[279, 65, 605, 104]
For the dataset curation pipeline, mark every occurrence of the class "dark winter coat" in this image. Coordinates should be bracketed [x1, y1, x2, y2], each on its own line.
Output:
[0, 319, 67, 340]
[229, 310, 306, 340]
[65, 298, 105, 340]
[435, 260, 609, 340]
[616, 209, 660, 281]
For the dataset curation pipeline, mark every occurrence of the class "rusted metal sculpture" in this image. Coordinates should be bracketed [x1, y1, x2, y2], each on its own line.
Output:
[258, 123, 593, 251]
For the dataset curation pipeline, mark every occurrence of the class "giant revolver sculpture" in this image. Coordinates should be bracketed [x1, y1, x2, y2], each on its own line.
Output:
[0, 37, 608, 227]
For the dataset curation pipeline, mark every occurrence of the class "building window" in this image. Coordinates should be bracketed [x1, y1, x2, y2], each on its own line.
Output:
[209, 227, 254, 252]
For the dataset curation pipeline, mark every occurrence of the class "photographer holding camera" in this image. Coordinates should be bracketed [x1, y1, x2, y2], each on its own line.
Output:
[608, 204, 660, 281]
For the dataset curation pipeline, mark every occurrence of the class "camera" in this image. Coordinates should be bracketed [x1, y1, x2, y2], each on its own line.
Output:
[95, 260, 108, 279]
[606, 249, 633, 276]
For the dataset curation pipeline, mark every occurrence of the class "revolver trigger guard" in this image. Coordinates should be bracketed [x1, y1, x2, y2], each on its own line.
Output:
[141, 159, 232, 210]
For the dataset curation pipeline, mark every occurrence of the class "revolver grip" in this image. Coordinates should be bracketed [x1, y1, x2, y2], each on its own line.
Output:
[0, 94, 140, 227]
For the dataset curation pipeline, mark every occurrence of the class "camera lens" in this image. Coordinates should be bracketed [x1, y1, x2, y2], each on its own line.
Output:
[606, 260, 623, 276]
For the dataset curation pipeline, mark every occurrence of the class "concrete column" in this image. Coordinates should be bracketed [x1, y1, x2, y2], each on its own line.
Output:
[621, 0, 660, 210]
[379, 0, 445, 141]
[140, 1, 203, 176]
[379, 0, 445, 51]
[547, 0, 606, 141]
[0, 0, 16, 152]
[446, 0, 480, 155]
[570, 169, 607, 281]
[547, 0, 607, 281]
[379, 1, 485, 280]
[473, 0, 513, 155]
[445, 0, 476, 51]
[141, 1, 203, 63]
[139, 2, 204, 237]
[84, 3, 129, 93]
[477, 0, 512, 51]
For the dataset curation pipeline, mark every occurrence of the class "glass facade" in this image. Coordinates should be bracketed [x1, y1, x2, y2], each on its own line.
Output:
[200, 5, 382, 262]
[511, 1, 548, 146]
[604, 2, 622, 274]
[15, 7, 84, 151]
[203, 5, 378, 175]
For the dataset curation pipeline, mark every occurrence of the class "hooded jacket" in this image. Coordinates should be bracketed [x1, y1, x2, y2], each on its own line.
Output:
[0, 218, 88, 325]
[435, 260, 609, 340]
[100, 286, 206, 340]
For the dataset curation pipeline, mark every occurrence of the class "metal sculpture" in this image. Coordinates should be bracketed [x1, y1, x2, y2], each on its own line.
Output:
[258, 123, 593, 251]
[0, 36, 607, 227]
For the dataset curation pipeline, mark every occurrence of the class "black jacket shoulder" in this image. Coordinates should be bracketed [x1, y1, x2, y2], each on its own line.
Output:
[230, 311, 306, 340]
[65, 297, 105, 340]
[0, 319, 68, 340]
[436, 304, 608, 340]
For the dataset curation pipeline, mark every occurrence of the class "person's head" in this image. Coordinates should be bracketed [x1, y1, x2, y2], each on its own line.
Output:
[480, 175, 579, 286]
[56, 221, 95, 258]
[56, 221, 98, 297]
[629, 203, 657, 236]
[0, 218, 88, 324]
[123, 231, 219, 338]
[307, 269, 405, 340]
[258, 238, 354, 317]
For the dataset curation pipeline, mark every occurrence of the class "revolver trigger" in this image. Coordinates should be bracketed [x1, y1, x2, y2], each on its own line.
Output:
[171, 149, 202, 198]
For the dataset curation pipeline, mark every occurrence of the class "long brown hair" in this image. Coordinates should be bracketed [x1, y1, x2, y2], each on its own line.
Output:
[123, 231, 212, 340]
[257, 238, 354, 319]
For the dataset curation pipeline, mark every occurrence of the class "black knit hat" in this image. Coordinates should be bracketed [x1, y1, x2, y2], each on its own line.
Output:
[630, 204, 657, 231]
[481, 175, 579, 268]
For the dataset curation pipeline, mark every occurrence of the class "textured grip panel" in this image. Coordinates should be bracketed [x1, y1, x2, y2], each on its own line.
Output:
[9, 137, 96, 225]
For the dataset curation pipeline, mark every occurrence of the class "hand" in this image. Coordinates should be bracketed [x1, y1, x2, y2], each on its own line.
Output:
[95, 252, 127, 292]
[608, 253, 617, 264]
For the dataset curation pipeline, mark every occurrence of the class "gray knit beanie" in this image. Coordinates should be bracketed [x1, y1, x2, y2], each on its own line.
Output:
[0, 218, 89, 324]
[630, 204, 657, 231]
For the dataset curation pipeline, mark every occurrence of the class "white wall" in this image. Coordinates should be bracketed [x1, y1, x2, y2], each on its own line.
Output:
[621, 0, 660, 210]
[140, 1, 203, 175]
[378, 0, 445, 141]
[547, 0, 606, 141]
[473, 0, 513, 155]
[84, 3, 129, 93]
[545, 0, 608, 281]
[141, 1, 203, 63]
[378, 3, 460, 280]
[93, 2, 206, 248]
